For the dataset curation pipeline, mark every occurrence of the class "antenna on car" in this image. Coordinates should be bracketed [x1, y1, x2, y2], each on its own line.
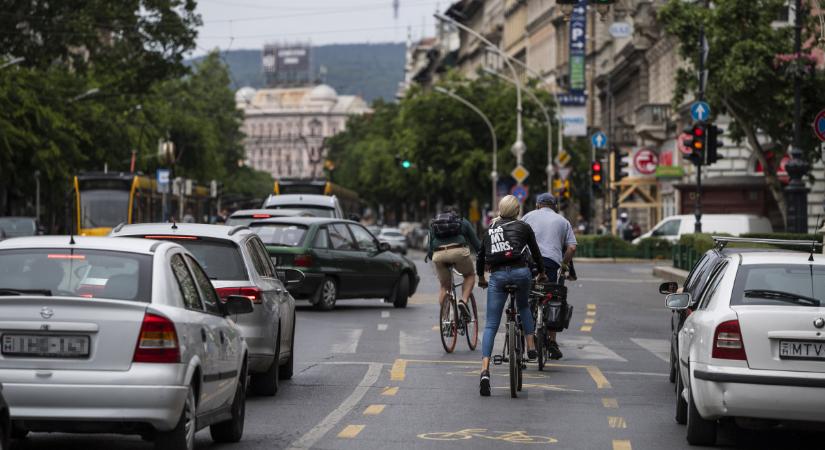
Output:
[69, 234, 75, 245]
[170, 219, 178, 230]
[810, 214, 822, 262]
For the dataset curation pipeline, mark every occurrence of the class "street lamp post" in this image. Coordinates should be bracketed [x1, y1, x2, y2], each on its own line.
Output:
[785, 0, 810, 232]
[34, 170, 40, 223]
[434, 87, 498, 211]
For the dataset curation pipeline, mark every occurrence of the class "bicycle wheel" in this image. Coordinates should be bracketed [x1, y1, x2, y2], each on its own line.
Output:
[439, 297, 457, 353]
[536, 325, 545, 371]
[508, 321, 518, 398]
[464, 294, 479, 350]
[517, 327, 524, 391]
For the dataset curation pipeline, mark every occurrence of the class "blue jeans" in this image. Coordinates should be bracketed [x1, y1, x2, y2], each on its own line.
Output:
[482, 266, 535, 358]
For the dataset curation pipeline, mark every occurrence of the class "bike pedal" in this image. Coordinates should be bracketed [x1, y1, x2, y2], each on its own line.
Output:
[492, 355, 503, 365]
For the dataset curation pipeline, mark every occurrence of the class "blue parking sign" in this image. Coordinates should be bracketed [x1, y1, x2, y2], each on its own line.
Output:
[511, 184, 529, 204]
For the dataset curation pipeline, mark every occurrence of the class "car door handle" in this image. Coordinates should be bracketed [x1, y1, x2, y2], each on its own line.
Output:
[275, 288, 283, 294]
[220, 331, 226, 345]
[201, 328, 207, 342]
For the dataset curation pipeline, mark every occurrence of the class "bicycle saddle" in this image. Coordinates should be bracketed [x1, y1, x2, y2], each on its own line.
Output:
[504, 284, 519, 293]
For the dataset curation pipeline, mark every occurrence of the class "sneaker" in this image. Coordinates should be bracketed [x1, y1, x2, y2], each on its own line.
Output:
[548, 340, 563, 360]
[479, 370, 491, 396]
[457, 301, 471, 322]
[527, 349, 538, 360]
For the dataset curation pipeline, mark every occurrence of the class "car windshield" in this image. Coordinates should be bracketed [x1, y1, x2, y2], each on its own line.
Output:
[268, 205, 334, 218]
[250, 224, 308, 247]
[0, 249, 152, 302]
[381, 231, 403, 237]
[731, 264, 825, 306]
[225, 217, 255, 227]
[0, 218, 37, 237]
[80, 189, 130, 229]
[150, 238, 247, 281]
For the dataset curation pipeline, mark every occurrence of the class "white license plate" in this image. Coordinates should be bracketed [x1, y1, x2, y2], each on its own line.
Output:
[2, 334, 90, 358]
[779, 340, 825, 360]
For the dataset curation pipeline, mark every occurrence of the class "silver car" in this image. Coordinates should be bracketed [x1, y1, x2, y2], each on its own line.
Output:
[378, 227, 408, 255]
[0, 236, 253, 450]
[111, 223, 299, 396]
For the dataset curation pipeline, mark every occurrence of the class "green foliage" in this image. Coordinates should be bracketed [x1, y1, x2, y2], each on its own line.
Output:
[577, 235, 671, 259]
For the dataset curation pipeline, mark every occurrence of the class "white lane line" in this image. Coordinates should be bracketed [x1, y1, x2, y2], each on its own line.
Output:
[331, 329, 363, 354]
[287, 363, 383, 450]
[630, 338, 670, 362]
[558, 336, 627, 362]
[399, 330, 430, 356]
[377, 323, 388, 331]
[381, 311, 390, 318]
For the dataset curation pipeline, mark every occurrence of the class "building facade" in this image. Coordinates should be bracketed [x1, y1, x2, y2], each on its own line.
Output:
[236, 84, 370, 180]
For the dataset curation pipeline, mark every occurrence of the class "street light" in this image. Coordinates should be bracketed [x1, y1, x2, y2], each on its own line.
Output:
[0, 56, 24, 70]
[434, 86, 499, 212]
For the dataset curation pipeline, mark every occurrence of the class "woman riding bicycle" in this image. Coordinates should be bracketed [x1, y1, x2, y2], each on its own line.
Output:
[476, 195, 546, 397]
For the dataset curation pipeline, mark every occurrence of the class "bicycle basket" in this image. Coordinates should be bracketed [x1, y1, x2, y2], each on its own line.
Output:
[543, 302, 573, 332]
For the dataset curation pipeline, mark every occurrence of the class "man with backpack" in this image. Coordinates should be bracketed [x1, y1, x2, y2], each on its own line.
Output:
[426, 205, 483, 308]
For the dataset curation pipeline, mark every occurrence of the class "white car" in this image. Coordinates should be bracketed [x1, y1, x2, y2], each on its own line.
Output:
[378, 228, 408, 254]
[667, 237, 825, 445]
[0, 236, 253, 450]
[634, 214, 772, 244]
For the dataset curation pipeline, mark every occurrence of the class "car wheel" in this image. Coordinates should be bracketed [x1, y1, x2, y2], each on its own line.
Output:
[686, 375, 716, 445]
[9, 424, 27, 440]
[279, 313, 295, 380]
[669, 344, 677, 384]
[210, 362, 247, 443]
[392, 275, 409, 309]
[251, 331, 280, 396]
[155, 385, 196, 450]
[675, 367, 687, 425]
[313, 278, 337, 311]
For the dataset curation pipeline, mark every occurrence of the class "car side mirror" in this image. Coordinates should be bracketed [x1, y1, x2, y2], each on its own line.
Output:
[665, 293, 691, 310]
[281, 268, 305, 287]
[659, 281, 678, 295]
[379, 242, 391, 252]
[223, 295, 254, 315]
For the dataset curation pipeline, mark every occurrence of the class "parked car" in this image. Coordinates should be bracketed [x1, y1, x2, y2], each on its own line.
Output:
[226, 209, 313, 227]
[0, 236, 253, 450]
[378, 227, 408, 254]
[633, 214, 772, 244]
[249, 217, 420, 310]
[666, 236, 825, 445]
[111, 223, 299, 396]
[262, 194, 344, 218]
[0, 383, 8, 450]
[0, 217, 43, 240]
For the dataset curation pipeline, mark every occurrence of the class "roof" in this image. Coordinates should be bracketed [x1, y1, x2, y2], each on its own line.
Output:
[264, 194, 337, 208]
[0, 236, 169, 255]
[229, 209, 308, 218]
[111, 223, 253, 241]
[249, 217, 351, 227]
[738, 251, 825, 266]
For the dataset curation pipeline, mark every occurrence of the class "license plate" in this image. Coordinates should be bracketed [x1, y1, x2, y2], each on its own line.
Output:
[2, 334, 90, 358]
[779, 340, 825, 360]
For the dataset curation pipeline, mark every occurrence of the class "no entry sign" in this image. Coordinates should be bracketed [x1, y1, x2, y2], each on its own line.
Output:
[814, 109, 825, 142]
[634, 148, 659, 175]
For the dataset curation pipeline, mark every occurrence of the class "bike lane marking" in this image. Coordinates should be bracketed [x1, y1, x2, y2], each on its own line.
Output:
[337, 424, 365, 438]
[612, 439, 632, 450]
[381, 386, 399, 396]
[363, 404, 386, 415]
[607, 416, 627, 429]
[602, 398, 619, 408]
[390, 358, 406, 381]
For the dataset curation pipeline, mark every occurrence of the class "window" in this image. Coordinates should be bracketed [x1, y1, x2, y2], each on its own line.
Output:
[246, 237, 275, 278]
[157, 238, 247, 281]
[329, 223, 355, 250]
[252, 224, 308, 247]
[185, 255, 220, 314]
[171, 254, 202, 310]
[246, 240, 269, 278]
[731, 264, 825, 306]
[651, 219, 680, 237]
[253, 237, 277, 276]
[698, 262, 727, 310]
[349, 224, 377, 252]
[314, 227, 330, 248]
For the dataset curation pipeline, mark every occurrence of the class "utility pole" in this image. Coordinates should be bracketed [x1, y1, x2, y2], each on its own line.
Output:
[784, 0, 810, 232]
[694, 2, 708, 233]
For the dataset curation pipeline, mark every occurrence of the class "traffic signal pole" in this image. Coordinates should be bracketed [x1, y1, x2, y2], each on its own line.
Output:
[694, 4, 707, 233]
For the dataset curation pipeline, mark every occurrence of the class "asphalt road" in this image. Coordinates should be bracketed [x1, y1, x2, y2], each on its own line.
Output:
[12, 252, 825, 449]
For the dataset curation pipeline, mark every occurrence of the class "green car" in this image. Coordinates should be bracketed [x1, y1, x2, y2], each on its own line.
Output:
[249, 217, 420, 310]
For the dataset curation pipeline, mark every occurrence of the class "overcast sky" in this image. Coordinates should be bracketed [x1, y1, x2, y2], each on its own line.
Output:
[192, 0, 447, 55]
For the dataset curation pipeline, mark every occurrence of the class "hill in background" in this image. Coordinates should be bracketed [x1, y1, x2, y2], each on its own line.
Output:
[187, 43, 405, 103]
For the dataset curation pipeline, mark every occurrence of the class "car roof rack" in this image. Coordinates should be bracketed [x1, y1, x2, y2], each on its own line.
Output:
[713, 236, 823, 252]
[227, 225, 249, 236]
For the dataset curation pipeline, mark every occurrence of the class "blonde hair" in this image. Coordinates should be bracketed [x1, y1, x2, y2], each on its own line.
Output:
[498, 195, 520, 219]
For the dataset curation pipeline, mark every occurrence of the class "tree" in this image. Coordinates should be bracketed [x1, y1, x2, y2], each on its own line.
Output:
[659, 0, 825, 225]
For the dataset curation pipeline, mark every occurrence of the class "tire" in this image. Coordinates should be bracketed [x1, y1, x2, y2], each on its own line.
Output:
[517, 329, 524, 392]
[10, 425, 27, 440]
[675, 368, 687, 425]
[251, 332, 280, 396]
[439, 298, 457, 353]
[392, 275, 409, 308]
[155, 385, 196, 450]
[279, 313, 295, 380]
[686, 376, 717, 445]
[210, 362, 247, 443]
[669, 343, 677, 383]
[537, 326, 545, 372]
[509, 323, 518, 398]
[465, 294, 478, 350]
[1, 424, 8, 450]
[313, 277, 337, 311]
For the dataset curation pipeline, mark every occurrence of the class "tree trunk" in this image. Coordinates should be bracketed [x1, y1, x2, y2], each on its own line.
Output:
[722, 98, 788, 227]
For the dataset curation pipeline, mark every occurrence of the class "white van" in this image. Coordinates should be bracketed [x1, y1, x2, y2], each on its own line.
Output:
[632, 214, 773, 244]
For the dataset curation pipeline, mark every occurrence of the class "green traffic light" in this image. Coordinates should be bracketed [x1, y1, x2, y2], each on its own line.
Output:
[401, 160, 412, 169]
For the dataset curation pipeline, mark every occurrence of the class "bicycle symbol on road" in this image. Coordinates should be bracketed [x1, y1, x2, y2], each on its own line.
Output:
[418, 428, 558, 444]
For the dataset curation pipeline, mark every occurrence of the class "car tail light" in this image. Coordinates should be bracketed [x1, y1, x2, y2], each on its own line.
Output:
[215, 286, 263, 304]
[294, 254, 313, 267]
[712, 319, 747, 360]
[133, 313, 180, 363]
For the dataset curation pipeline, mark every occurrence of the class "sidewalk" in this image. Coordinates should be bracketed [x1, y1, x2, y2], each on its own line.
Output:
[652, 265, 689, 283]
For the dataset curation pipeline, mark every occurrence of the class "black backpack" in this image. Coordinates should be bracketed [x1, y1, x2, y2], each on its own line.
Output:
[431, 212, 462, 238]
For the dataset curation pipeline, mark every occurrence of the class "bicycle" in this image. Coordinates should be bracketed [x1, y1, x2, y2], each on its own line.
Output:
[491, 283, 525, 398]
[418, 428, 557, 444]
[439, 267, 479, 353]
[530, 267, 568, 371]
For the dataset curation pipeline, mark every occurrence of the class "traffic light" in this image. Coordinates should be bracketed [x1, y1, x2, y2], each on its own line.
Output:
[705, 124, 723, 165]
[682, 123, 706, 166]
[401, 160, 412, 169]
[395, 154, 413, 169]
[591, 160, 603, 192]
[612, 145, 629, 184]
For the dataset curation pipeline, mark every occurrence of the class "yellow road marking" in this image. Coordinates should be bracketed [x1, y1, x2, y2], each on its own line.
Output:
[602, 398, 619, 408]
[587, 303, 596, 310]
[431, 325, 439, 331]
[586, 366, 612, 389]
[613, 439, 632, 450]
[363, 404, 385, 415]
[382, 386, 399, 396]
[608, 416, 627, 429]
[391, 359, 406, 381]
[586, 310, 596, 316]
[584, 318, 596, 324]
[337, 425, 365, 438]
[493, 383, 582, 392]
[580, 325, 592, 332]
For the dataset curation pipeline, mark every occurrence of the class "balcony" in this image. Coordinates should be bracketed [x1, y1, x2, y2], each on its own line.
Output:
[634, 103, 672, 142]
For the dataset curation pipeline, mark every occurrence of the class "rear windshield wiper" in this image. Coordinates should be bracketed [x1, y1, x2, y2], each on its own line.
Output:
[744, 289, 821, 306]
[0, 288, 53, 296]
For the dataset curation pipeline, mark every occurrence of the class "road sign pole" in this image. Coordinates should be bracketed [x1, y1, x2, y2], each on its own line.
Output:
[695, 3, 707, 234]
[590, 143, 595, 223]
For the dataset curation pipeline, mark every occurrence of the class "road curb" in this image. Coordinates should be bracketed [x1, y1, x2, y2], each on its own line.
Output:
[577, 258, 666, 264]
[652, 265, 688, 283]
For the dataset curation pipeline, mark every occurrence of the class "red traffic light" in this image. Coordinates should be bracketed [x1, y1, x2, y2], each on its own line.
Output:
[592, 161, 602, 172]
[693, 126, 704, 137]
